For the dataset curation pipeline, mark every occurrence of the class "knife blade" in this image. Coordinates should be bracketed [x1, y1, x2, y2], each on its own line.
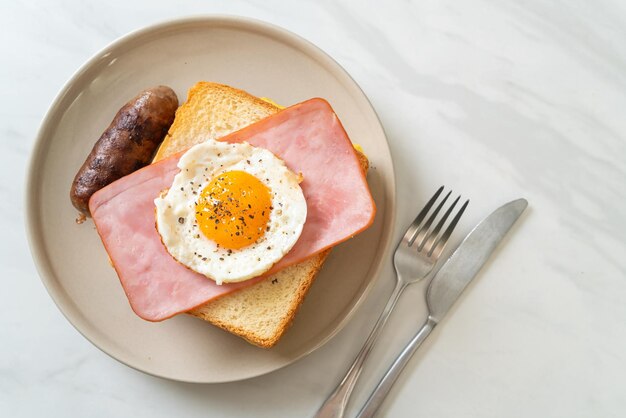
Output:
[427, 198, 528, 322]
[356, 198, 528, 418]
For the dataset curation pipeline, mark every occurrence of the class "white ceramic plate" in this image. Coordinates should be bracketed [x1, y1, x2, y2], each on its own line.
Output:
[26, 16, 395, 383]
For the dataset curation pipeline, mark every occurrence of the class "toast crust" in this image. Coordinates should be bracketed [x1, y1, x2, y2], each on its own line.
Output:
[154, 82, 369, 347]
[153, 82, 279, 161]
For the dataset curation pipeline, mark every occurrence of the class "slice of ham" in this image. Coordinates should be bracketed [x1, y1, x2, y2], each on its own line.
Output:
[90, 98, 375, 321]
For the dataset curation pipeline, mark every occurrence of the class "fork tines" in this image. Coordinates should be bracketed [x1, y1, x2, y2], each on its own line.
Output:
[407, 186, 469, 258]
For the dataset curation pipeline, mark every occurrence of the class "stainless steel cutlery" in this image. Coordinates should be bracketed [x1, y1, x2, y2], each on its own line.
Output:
[356, 198, 527, 418]
[315, 191, 527, 418]
[315, 186, 469, 418]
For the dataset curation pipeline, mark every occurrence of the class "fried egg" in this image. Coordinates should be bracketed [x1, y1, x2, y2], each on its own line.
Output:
[154, 139, 307, 284]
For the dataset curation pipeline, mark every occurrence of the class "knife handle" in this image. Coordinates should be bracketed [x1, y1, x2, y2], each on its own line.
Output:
[356, 316, 437, 418]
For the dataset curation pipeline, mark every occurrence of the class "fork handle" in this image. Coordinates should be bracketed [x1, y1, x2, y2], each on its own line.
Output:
[355, 316, 437, 418]
[314, 281, 408, 418]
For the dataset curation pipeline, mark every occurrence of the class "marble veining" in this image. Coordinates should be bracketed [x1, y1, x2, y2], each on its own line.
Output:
[2, 1, 626, 417]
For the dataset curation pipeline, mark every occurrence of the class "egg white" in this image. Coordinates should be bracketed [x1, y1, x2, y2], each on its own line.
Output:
[154, 139, 307, 284]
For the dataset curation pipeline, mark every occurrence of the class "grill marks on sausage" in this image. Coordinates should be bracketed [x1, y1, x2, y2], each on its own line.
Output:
[70, 86, 179, 215]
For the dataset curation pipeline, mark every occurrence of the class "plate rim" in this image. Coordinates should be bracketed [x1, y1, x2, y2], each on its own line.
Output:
[25, 14, 397, 383]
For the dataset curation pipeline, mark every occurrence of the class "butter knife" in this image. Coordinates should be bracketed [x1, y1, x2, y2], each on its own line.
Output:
[356, 198, 528, 418]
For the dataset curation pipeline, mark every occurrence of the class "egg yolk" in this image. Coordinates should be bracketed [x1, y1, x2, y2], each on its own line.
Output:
[195, 171, 272, 250]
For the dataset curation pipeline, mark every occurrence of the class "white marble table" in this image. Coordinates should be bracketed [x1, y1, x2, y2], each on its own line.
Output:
[3, 1, 625, 417]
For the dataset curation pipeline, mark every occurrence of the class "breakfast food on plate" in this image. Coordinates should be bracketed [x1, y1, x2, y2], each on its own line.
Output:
[153, 83, 372, 347]
[70, 86, 178, 214]
[86, 82, 375, 347]
[154, 139, 307, 284]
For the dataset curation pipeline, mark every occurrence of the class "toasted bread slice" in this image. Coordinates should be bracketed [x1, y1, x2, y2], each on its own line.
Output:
[154, 82, 368, 347]
[153, 83, 279, 161]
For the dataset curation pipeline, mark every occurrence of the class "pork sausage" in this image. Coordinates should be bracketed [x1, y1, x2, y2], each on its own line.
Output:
[70, 86, 178, 214]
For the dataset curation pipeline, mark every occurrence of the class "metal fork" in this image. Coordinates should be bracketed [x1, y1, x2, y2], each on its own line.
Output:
[314, 186, 468, 418]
